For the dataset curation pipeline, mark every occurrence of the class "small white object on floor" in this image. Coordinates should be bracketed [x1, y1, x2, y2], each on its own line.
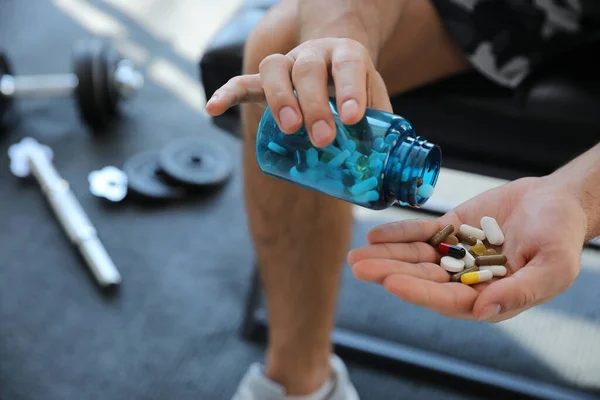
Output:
[88, 166, 128, 202]
[480, 216, 505, 245]
[8, 137, 53, 178]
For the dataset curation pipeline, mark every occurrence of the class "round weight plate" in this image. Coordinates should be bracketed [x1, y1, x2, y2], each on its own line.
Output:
[73, 40, 110, 129]
[0, 51, 15, 128]
[102, 45, 121, 116]
[158, 137, 233, 187]
[123, 151, 187, 200]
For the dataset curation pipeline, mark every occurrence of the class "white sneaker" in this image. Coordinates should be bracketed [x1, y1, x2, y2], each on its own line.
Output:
[232, 354, 360, 400]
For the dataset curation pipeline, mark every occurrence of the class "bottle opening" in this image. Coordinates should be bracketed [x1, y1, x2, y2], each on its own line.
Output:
[384, 134, 441, 207]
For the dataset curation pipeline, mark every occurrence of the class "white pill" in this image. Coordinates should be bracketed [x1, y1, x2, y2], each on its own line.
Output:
[457, 244, 476, 267]
[480, 216, 505, 245]
[440, 256, 465, 272]
[459, 224, 486, 241]
[479, 265, 507, 277]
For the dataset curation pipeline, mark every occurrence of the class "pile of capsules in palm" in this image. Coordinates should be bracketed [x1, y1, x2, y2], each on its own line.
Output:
[427, 217, 506, 285]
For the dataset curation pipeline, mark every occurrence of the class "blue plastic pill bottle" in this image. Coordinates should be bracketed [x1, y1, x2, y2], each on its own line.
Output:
[256, 100, 441, 210]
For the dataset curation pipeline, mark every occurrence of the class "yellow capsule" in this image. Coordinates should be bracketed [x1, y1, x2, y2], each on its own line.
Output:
[471, 240, 487, 256]
[460, 270, 493, 285]
[486, 248, 497, 255]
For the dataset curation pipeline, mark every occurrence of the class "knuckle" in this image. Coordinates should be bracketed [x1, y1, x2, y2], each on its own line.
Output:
[333, 51, 365, 67]
[291, 55, 326, 78]
[269, 89, 293, 104]
[259, 53, 287, 72]
[516, 283, 537, 310]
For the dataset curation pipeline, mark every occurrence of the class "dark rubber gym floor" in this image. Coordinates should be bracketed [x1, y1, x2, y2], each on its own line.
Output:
[1, 1, 600, 399]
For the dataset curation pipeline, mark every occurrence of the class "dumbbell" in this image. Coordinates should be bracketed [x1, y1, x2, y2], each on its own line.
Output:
[0, 39, 144, 130]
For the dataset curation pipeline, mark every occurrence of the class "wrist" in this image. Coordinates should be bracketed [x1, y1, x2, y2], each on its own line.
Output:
[547, 144, 600, 241]
[299, 13, 381, 62]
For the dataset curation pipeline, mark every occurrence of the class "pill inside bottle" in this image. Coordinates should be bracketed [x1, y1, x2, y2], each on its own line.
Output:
[255, 102, 442, 210]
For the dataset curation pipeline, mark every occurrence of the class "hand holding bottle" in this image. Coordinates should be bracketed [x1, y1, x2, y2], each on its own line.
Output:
[205, 38, 393, 147]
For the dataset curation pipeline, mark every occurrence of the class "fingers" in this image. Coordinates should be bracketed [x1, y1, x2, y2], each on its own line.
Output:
[473, 249, 580, 321]
[289, 51, 335, 147]
[348, 242, 438, 265]
[367, 70, 393, 113]
[205, 74, 265, 116]
[382, 274, 479, 319]
[331, 44, 368, 124]
[259, 54, 303, 134]
[352, 259, 449, 284]
[367, 214, 460, 245]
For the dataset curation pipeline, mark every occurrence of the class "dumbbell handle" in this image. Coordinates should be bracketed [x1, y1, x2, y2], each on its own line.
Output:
[27, 146, 122, 287]
[0, 73, 78, 98]
[0, 60, 142, 99]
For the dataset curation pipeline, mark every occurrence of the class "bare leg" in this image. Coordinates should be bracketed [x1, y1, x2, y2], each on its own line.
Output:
[241, 0, 469, 395]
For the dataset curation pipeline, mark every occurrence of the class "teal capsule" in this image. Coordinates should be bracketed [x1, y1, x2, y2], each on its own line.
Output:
[342, 140, 357, 153]
[349, 176, 379, 195]
[295, 150, 308, 172]
[289, 166, 301, 178]
[317, 178, 345, 193]
[306, 148, 319, 168]
[268, 141, 288, 155]
[385, 133, 399, 145]
[373, 137, 385, 152]
[328, 149, 351, 168]
[354, 190, 380, 204]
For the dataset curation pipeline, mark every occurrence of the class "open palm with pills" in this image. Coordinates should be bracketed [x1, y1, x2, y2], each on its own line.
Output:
[348, 176, 590, 322]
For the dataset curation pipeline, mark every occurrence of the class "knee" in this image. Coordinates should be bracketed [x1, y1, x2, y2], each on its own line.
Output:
[243, 0, 298, 75]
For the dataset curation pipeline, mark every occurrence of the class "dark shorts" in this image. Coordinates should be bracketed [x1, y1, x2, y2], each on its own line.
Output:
[431, 0, 600, 88]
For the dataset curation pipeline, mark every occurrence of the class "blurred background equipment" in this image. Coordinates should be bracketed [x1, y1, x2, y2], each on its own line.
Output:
[0, 39, 143, 131]
[89, 137, 233, 202]
[8, 137, 122, 288]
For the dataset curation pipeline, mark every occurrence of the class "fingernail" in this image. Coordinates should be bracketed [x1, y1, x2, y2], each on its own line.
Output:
[341, 99, 359, 120]
[279, 107, 299, 131]
[311, 120, 332, 146]
[479, 304, 501, 321]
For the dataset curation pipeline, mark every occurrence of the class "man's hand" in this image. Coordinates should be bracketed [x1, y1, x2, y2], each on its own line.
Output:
[348, 177, 589, 322]
[206, 38, 392, 147]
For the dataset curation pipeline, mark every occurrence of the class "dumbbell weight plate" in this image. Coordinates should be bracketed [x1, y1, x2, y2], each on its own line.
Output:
[0, 51, 15, 128]
[123, 150, 187, 200]
[73, 40, 111, 129]
[158, 137, 233, 187]
[102, 45, 122, 116]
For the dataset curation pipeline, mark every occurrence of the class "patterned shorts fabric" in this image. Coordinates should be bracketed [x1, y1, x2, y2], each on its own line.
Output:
[430, 0, 600, 88]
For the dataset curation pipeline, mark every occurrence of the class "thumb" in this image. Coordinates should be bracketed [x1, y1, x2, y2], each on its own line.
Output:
[473, 252, 579, 322]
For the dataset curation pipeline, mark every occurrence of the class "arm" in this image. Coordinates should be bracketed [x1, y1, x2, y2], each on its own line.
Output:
[297, 0, 405, 62]
[207, 1, 404, 147]
[549, 143, 600, 241]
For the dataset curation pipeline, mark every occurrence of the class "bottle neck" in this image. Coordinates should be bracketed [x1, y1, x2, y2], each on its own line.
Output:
[383, 122, 441, 207]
